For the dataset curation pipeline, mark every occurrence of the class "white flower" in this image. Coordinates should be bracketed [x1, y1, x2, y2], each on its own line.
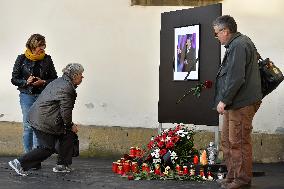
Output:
[163, 129, 169, 133]
[176, 130, 184, 134]
[176, 130, 188, 137]
[151, 148, 160, 158]
[153, 158, 161, 164]
[170, 150, 178, 163]
[165, 166, 171, 171]
[165, 136, 171, 142]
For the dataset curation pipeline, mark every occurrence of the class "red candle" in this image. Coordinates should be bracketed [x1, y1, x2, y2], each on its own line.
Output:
[142, 163, 150, 172]
[120, 158, 125, 164]
[136, 148, 142, 158]
[154, 164, 161, 175]
[112, 162, 118, 173]
[123, 161, 131, 173]
[175, 165, 181, 172]
[129, 147, 136, 157]
[176, 165, 183, 175]
[131, 162, 139, 173]
[183, 166, 188, 175]
[199, 167, 204, 177]
[193, 155, 199, 165]
[117, 163, 124, 175]
[208, 170, 212, 177]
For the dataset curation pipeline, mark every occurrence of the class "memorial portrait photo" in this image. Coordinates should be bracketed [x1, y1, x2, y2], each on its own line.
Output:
[174, 25, 200, 81]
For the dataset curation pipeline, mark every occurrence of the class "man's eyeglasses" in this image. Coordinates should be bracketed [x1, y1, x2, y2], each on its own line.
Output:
[214, 28, 224, 38]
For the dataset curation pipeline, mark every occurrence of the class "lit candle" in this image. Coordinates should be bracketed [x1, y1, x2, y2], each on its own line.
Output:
[112, 162, 118, 173]
[131, 162, 139, 173]
[193, 155, 199, 165]
[117, 163, 124, 175]
[154, 164, 161, 175]
[183, 166, 188, 175]
[123, 161, 131, 173]
[136, 148, 142, 158]
[142, 163, 150, 172]
[129, 147, 136, 157]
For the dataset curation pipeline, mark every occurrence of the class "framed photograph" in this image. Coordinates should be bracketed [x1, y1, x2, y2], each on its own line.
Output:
[174, 24, 200, 81]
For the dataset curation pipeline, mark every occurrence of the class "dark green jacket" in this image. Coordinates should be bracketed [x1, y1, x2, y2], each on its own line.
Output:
[214, 32, 262, 110]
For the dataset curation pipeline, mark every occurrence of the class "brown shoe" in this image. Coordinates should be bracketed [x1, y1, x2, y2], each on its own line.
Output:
[226, 180, 251, 189]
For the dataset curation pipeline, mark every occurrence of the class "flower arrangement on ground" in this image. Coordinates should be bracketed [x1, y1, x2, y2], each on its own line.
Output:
[112, 124, 215, 181]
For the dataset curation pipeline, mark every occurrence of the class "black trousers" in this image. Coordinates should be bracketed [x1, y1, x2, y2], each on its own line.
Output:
[18, 128, 76, 171]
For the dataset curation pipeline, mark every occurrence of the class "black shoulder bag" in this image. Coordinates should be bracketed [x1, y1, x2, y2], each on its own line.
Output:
[258, 55, 284, 98]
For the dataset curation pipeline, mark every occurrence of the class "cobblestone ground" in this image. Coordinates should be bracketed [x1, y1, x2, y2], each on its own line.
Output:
[1, 156, 283, 189]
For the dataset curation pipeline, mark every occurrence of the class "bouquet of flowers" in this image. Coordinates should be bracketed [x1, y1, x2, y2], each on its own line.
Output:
[112, 124, 214, 181]
[144, 124, 198, 167]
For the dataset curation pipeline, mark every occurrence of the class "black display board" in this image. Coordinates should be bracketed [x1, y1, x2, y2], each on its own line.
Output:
[158, 4, 222, 126]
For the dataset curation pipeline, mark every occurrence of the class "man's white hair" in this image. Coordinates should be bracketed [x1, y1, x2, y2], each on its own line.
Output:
[62, 63, 84, 79]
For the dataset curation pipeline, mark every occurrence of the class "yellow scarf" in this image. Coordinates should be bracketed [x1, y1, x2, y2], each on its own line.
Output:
[24, 48, 45, 61]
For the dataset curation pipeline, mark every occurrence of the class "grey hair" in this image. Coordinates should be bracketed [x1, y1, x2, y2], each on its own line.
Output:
[62, 63, 84, 79]
[212, 15, 237, 33]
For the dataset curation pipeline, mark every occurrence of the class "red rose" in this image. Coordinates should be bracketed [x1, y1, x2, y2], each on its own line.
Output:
[204, 80, 213, 89]
[166, 140, 174, 149]
[146, 154, 152, 161]
[174, 125, 181, 132]
[157, 141, 164, 148]
[168, 131, 174, 136]
[128, 175, 134, 180]
[147, 141, 154, 149]
[172, 136, 180, 143]
[159, 149, 167, 156]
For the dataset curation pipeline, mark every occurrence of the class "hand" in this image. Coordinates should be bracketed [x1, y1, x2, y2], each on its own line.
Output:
[27, 75, 35, 85]
[71, 124, 79, 133]
[32, 77, 46, 87]
[217, 101, 226, 115]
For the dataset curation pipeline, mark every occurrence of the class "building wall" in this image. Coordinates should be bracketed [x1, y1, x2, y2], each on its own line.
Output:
[0, 122, 283, 162]
[0, 0, 283, 133]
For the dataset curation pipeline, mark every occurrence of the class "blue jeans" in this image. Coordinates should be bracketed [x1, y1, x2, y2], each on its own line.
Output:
[19, 93, 39, 153]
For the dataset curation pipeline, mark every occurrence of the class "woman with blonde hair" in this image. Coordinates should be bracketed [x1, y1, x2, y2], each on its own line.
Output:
[11, 34, 58, 156]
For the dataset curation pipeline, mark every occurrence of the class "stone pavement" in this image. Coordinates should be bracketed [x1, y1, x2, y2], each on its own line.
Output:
[0, 156, 283, 189]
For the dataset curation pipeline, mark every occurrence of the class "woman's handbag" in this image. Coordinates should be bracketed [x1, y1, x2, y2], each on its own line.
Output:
[258, 57, 284, 98]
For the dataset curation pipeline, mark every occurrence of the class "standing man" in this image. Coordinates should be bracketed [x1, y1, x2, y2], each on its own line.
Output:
[180, 35, 197, 73]
[213, 15, 262, 189]
[9, 63, 84, 176]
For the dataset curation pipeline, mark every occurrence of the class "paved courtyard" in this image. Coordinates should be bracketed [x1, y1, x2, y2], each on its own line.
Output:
[0, 156, 283, 189]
